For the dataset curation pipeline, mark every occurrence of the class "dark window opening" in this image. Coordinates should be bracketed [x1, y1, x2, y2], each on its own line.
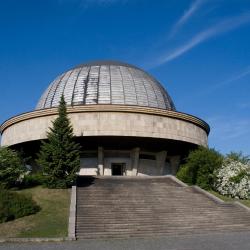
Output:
[81, 151, 98, 158]
[139, 154, 156, 160]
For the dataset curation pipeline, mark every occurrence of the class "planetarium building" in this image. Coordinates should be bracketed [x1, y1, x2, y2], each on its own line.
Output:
[0, 61, 209, 176]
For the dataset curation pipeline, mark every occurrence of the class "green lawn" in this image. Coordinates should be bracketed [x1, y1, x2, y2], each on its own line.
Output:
[0, 186, 70, 238]
[209, 190, 250, 208]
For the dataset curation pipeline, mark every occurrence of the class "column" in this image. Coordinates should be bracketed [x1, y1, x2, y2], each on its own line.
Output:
[156, 151, 167, 175]
[98, 147, 104, 176]
[130, 147, 140, 176]
[170, 155, 181, 175]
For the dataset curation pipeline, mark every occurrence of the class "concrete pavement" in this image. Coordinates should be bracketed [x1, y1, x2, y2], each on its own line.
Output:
[0, 231, 250, 250]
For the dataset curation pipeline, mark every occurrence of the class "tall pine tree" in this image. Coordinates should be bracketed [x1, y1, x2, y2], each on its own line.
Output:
[37, 95, 81, 188]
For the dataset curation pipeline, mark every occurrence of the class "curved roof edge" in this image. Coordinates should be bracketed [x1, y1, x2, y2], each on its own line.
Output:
[0, 104, 210, 135]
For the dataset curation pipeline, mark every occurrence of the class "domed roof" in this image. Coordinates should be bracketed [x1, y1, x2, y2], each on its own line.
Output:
[36, 60, 176, 111]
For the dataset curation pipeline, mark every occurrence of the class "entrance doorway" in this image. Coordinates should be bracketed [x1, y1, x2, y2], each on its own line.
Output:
[111, 163, 126, 176]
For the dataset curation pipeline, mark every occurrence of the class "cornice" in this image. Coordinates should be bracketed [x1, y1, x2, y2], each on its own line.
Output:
[0, 105, 210, 135]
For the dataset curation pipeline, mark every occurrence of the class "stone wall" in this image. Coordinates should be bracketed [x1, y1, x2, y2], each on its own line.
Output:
[78, 150, 180, 176]
[79, 158, 98, 175]
[1, 110, 208, 147]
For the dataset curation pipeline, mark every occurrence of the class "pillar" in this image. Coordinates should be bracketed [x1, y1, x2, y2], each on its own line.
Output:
[98, 147, 104, 176]
[170, 156, 181, 175]
[130, 147, 140, 176]
[156, 151, 167, 175]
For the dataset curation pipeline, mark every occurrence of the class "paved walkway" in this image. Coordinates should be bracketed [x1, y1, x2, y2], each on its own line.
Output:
[1, 231, 250, 250]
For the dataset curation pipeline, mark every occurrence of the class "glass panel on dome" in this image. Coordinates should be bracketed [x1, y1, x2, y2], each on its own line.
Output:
[139, 71, 158, 108]
[98, 65, 111, 104]
[120, 66, 137, 105]
[63, 68, 81, 105]
[144, 75, 166, 109]
[130, 68, 148, 107]
[36, 81, 54, 109]
[44, 73, 66, 108]
[72, 67, 89, 105]
[52, 70, 73, 107]
[85, 66, 99, 104]
[110, 66, 124, 104]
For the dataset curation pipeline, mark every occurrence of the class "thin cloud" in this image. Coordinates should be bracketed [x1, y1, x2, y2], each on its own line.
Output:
[199, 65, 250, 95]
[207, 116, 250, 154]
[154, 12, 250, 67]
[169, 0, 205, 38]
[208, 116, 250, 140]
[214, 66, 250, 89]
[238, 101, 250, 109]
[207, 116, 250, 155]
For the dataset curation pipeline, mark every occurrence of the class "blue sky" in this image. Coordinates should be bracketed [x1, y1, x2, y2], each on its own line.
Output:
[0, 0, 249, 155]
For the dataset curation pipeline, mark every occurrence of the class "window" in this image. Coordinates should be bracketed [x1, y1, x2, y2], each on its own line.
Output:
[139, 154, 156, 160]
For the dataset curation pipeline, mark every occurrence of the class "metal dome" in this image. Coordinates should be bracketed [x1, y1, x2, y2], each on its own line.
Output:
[36, 61, 176, 110]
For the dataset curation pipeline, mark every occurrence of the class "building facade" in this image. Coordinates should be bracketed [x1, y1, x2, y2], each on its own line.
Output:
[0, 61, 209, 176]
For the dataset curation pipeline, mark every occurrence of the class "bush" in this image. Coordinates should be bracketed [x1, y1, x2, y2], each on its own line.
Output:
[214, 156, 250, 199]
[18, 173, 46, 188]
[43, 177, 69, 189]
[224, 151, 250, 164]
[176, 164, 193, 184]
[176, 147, 223, 190]
[0, 147, 26, 188]
[0, 189, 40, 223]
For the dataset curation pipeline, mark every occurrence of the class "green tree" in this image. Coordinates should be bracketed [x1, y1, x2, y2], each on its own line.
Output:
[176, 146, 223, 190]
[0, 147, 26, 188]
[225, 151, 250, 164]
[37, 95, 81, 188]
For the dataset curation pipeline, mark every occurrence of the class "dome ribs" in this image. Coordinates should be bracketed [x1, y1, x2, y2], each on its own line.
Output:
[98, 65, 111, 104]
[36, 61, 175, 111]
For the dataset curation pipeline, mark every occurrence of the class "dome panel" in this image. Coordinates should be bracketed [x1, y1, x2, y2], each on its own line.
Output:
[36, 61, 176, 111]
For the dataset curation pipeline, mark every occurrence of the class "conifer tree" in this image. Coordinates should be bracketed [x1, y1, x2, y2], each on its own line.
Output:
[37, 95, 81, 188]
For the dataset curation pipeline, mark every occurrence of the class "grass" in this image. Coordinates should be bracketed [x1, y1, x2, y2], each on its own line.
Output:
[0, 186, 70, 238]
[209, 190, 250, 208]
[240, 199, 250, 208]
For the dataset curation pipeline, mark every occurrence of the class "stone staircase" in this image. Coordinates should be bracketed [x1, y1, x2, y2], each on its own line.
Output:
[76, 176, 250, 239]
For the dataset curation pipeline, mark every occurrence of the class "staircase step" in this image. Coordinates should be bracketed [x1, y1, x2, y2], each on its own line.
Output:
[75, 176, 250, 239]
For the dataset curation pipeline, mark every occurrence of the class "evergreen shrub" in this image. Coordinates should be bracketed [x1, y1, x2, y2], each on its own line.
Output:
[0, 190, 40, 223]
[176, 147, 223, 190]
[19, 173, 46, 188]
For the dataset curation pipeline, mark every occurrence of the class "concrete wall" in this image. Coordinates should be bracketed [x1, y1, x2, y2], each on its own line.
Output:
[78, 150, 176, 176]
[163, 162, 172, 175]
[79, 157, 98, 176]
[1, 110, 208, 147]
[138, 159, 159, 176]
[137, 159, 172, 176]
